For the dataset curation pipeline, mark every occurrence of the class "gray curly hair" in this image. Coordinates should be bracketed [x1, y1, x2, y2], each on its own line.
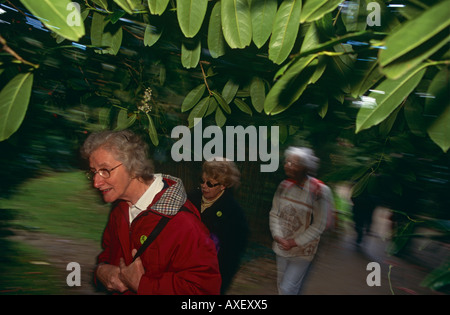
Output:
[284, 146, 319, 176]
[81, 130, 154, 182]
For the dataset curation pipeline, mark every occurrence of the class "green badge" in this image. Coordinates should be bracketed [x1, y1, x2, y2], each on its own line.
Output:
[140, 235, 147, 244]
[216, 211, 222, 217]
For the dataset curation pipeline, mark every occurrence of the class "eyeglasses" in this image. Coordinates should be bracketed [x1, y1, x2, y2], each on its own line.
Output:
[199, 178, 221, 188]
[87, 163, 122, 180]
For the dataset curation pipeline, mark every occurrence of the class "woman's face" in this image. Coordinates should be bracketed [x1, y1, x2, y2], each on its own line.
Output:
[89, 147, 134, 203]
[284, 154, 306, 180]
[200, 172, 225, 201]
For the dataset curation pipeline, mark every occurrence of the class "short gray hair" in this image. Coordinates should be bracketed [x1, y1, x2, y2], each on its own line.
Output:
[81, 130, 154, 182]
[285, 146, 319, 176]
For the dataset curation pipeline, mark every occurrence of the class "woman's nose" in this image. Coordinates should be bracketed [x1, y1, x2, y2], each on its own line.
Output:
[93, 173, 104, 188]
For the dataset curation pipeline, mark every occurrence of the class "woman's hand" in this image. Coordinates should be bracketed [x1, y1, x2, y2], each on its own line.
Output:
[96, 263, 128, 292]
[119, 249, 145, 293]
[274, 236, 297, 251]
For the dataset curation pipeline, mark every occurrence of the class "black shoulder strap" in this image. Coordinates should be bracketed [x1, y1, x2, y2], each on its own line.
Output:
[132, 216, 171, 262]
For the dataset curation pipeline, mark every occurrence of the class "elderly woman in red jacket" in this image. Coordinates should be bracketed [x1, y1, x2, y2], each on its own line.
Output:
[81, 130, 221, 295]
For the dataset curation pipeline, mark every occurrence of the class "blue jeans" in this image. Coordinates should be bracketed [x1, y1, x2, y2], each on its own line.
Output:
[276, 255, 312, 295]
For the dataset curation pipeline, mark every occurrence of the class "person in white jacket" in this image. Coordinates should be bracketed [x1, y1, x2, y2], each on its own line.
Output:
[269, 146, 333, 295]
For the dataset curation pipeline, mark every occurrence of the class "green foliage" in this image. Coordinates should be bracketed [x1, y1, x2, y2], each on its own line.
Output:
[19, 0, 85, 41]
[1, 0, 448, 154]
[0, 72, 34, 141]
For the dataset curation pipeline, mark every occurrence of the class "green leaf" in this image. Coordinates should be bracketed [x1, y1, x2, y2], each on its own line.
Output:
[145, 113, 159, 146]
[428, 104, 450, 153]
[182, 84, 206, 112]
[148, 0, 169, 15]
[303, 0, 343, 22]
[250, 76, 266, 113]
[425, 66, 449, 116]
[91, 12, 123, 55]
[208, 2, 226, 58]
[177, 0, 208, 38]
[144, 24, 163, 47]
[300, 21, 320, 54]
[250, 0, 278, 48]
[181, 39, 201, 69]
[300, 0, 327, 23]
[215, 107, 227, 127]
[205, 97, 218, 116]
[381, 30, 450, 79]
[221, 0, 252, 49]
[20, 0, 85, 41]
[222, 79, 239, 103]
[379, 0, 450, 78]
[264, 55, 317, 114]
[212, 91, 232, 114]
[341, 0, 368, 32]
[356, 65, 427, 133]
[188, 97, 210, 127]
[93, 0, 108, 10]
[404, 98, 426, 137]
[269, 0, 302, 64]
[112, 0, 144, 14]
[0, 72, 34, 141]
[234, 98, 253, 116]
[114, 110, 136, 131]
[351, 60, 384, 98]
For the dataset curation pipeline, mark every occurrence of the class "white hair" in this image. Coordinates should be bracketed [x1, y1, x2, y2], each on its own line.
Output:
[284, 146, 319, 176]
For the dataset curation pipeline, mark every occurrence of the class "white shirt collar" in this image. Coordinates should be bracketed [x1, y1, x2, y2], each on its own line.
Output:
[129, 174, 164, 223]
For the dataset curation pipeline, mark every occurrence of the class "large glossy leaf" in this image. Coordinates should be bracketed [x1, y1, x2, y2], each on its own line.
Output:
[222, 79, 239, 103]
[148, 0, 169, 15]
[215, 107, 227, 127]
[20, 0, 85, 41]
[264, 55, 317, 114]
[250, 76, 266, 113]
[182, 84, 206, 112]
[114, 109, 136, 131]
[234, 98, 253, 115]
[341, 0, 368, 32]
[381, 30, 450, 79]
[144, 24, 163, 47]
[221, 0, 252, 49]
[250, 0, 278, 48]
[177, 0, 208, 38]
[300, 0, 327, 23]
[145, 113, 159, 146]
[181, 39, 201, 69]
[356, 65, 426, 133]
[112, 0, 144, 14]
[428, 104, 450, 153]
[351, 60, 384, 98]
[208, 2, 226, 58]
[91, 12, 123, 55]
[0, 72, 34, 141]
[212, 91, 232, 114]
[188, 97, 210, 127]
[379, 0, 450, 78]
[269, 0, 302, 65]
[93, 0, 108, 10]
[303, 0, 343, 22]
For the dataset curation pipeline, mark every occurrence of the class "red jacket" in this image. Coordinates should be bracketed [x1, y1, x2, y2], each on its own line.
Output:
[96, 175, 221, 295]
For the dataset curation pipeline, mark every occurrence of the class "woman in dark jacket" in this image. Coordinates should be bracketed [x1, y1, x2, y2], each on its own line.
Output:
[188, 158, 249, 294]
